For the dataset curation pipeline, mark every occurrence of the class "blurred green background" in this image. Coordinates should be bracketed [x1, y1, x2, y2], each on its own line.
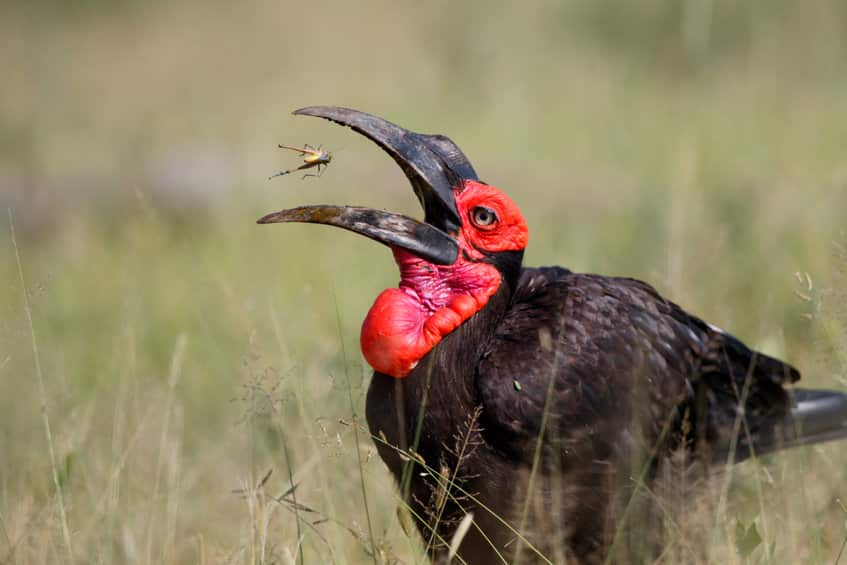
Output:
[2, 0, 846, 563]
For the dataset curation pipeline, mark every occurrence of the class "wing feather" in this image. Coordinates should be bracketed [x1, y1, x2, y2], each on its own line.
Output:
[477, 268, 800, 465]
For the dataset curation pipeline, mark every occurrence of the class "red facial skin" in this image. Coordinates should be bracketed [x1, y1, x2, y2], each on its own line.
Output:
[360, 180, 529, 378]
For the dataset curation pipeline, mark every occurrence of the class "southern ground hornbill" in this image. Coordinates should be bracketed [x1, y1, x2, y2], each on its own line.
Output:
[259, 107, 847, 563]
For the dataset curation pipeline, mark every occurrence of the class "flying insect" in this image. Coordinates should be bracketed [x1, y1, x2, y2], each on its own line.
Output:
[268, 144, 332, 180]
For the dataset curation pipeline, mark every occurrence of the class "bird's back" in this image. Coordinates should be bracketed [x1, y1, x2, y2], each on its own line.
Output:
[478, 267, 799, 462]
[471, 266, 801, 561]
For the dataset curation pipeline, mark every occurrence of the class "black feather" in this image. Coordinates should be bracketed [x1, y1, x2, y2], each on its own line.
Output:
[366, 266, 846, 563]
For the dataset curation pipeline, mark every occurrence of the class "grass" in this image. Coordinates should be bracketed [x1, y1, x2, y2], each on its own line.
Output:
[8, 210, 73, 562]
[2, 0, 847, 562]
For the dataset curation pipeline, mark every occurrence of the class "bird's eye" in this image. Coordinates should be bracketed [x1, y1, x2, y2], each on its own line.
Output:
[470, 206, 498, 229]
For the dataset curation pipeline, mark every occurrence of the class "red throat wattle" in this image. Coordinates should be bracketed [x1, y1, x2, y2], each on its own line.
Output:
[360, 180, 529, 378]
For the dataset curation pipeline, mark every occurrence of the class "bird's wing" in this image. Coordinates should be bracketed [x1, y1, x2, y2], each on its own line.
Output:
[476, 267, 800, 465]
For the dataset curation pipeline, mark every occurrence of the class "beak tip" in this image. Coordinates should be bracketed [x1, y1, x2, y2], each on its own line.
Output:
[292, 106, 332, 118]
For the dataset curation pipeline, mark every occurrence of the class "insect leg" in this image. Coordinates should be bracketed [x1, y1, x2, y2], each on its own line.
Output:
[279, 144, 308, 155]
[268, 169, 293, 179]
[303, 163, 327, 179]
[302, 164, 323, 179]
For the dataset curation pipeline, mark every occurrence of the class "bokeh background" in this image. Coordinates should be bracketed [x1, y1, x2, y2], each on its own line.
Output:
[2, 1, 846, 563]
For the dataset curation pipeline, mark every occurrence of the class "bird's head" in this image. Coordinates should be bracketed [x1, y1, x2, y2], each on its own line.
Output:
[259, 107, 528, 378]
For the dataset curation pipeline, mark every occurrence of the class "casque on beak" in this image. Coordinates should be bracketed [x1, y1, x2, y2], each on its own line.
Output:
[257, 106, 480, 266]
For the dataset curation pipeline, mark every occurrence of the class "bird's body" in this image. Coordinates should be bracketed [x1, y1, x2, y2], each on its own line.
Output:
[259, 106, 847, 564]
[366, 264, 800, 563]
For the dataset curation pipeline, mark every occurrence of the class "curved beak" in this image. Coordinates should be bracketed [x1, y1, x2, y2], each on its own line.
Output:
[257, 205, 459, 265]
[258, 107, 480, 266]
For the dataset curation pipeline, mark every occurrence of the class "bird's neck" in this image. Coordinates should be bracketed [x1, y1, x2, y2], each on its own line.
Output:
[359, 248, 502, 378]
[365, 281, 515, 455]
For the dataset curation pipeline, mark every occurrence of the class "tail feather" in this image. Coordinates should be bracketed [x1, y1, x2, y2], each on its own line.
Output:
[724, 388, 847, 462]
[779, 388, 847, 448]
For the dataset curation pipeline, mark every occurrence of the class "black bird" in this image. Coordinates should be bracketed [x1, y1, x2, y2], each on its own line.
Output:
[259, 107, 847, 564]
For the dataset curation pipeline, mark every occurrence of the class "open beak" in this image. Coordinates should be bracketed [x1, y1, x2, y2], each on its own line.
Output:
[257, 106, 480, 265]
[257, 205, 459, 265]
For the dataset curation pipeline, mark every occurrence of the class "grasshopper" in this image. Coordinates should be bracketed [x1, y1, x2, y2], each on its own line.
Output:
[269, 144, 332, 180]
